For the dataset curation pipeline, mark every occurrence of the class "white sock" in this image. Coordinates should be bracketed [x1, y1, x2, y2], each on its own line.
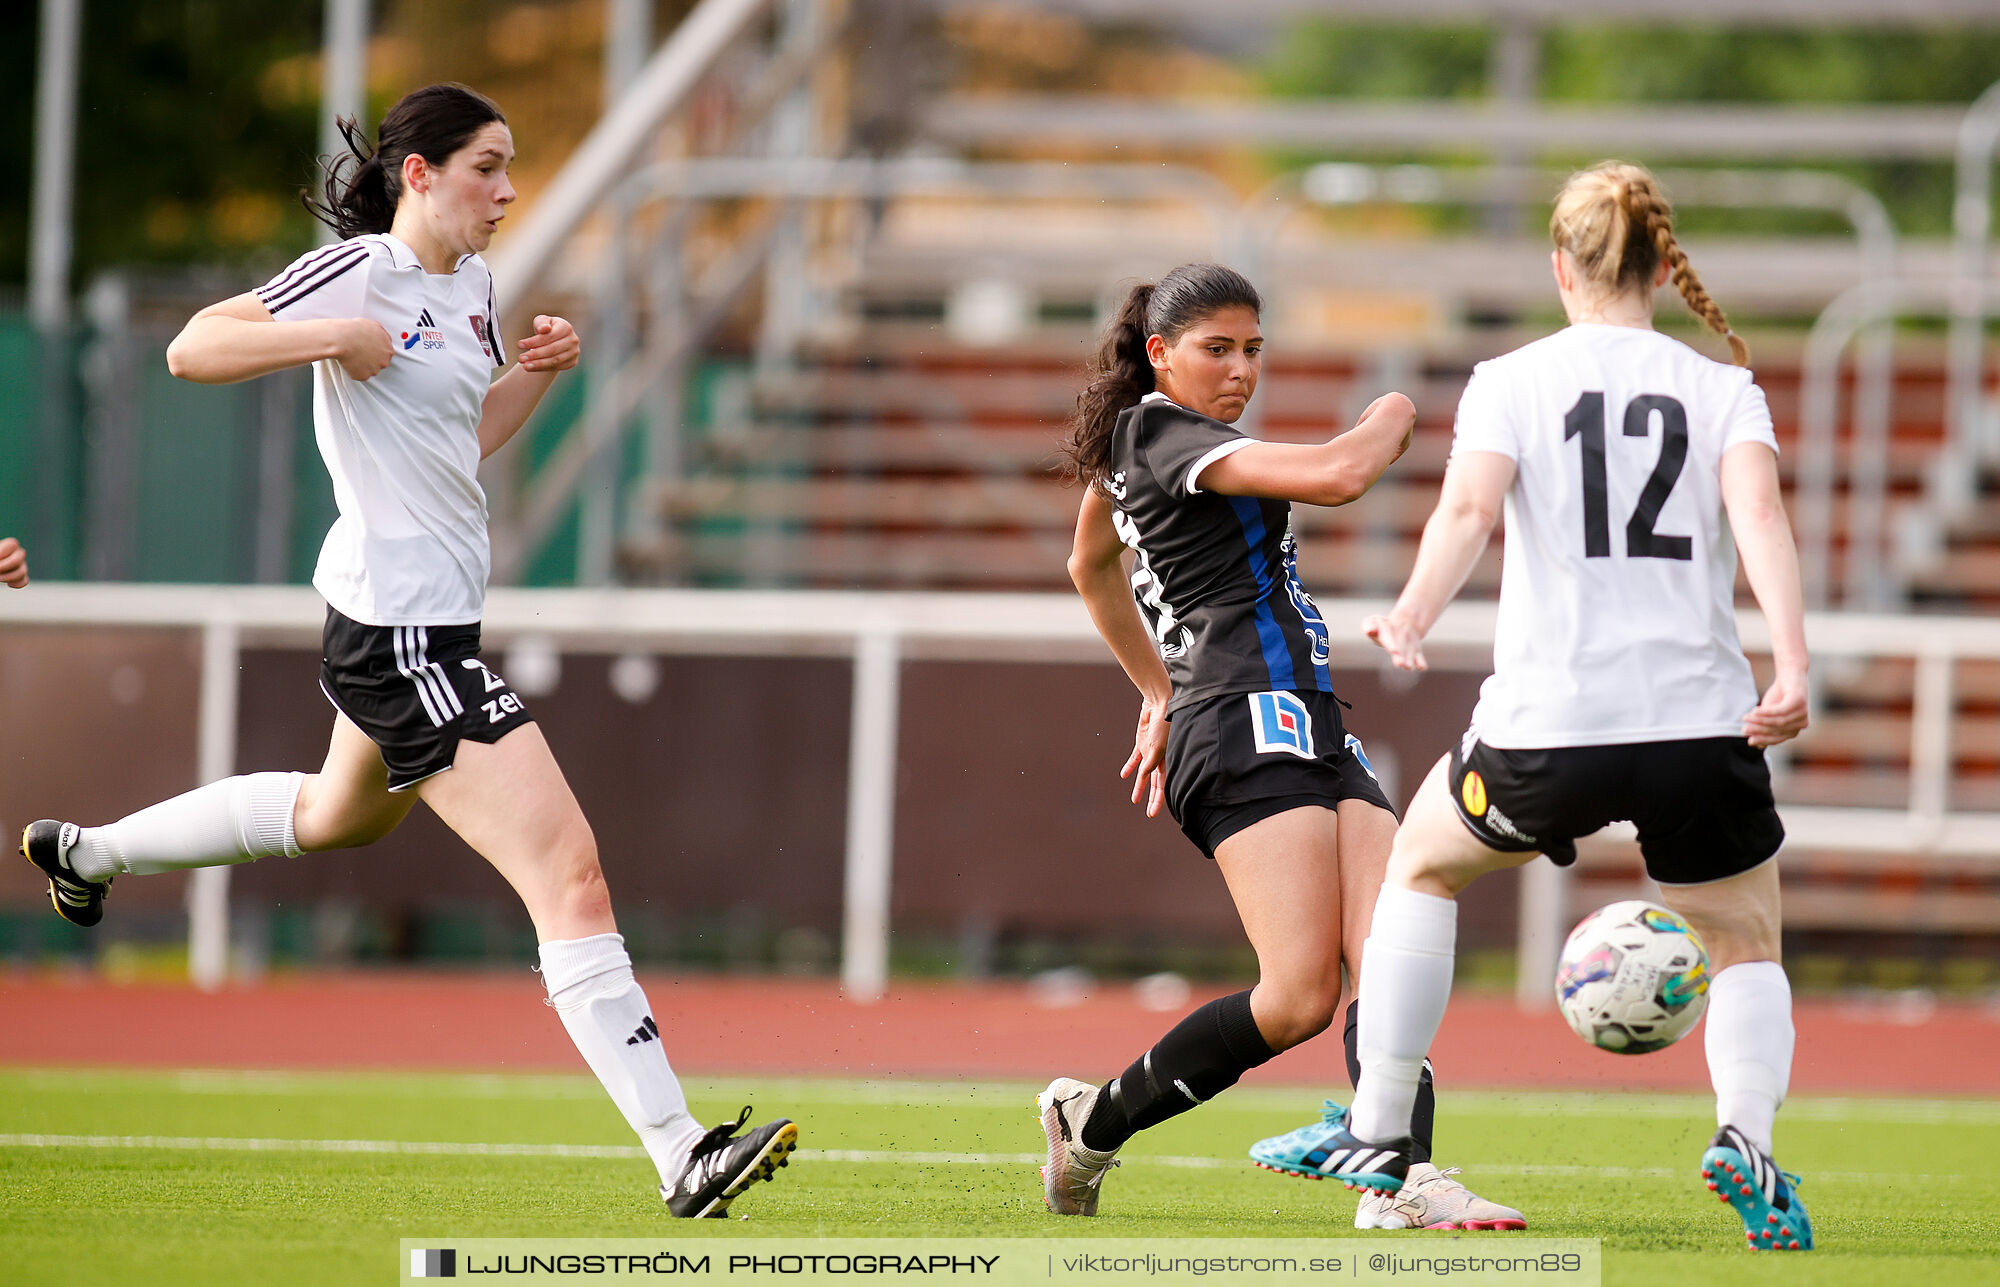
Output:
[539, 933, 704, 1188]
[1705, 960, 1794, 1156]
[1350, 884, 1457, 1144]
[69, 772, 304, 880]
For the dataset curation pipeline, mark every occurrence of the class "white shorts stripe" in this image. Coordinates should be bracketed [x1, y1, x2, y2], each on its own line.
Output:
[416, 626, 463, 717]
[412, 628, 461, 722]
[394, 628, 448, 728]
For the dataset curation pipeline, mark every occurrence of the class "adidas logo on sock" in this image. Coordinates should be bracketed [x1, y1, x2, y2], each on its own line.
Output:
[626, 1015, 659, 1046]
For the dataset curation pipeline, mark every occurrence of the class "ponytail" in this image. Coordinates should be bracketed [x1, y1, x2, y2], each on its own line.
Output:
[1551, 160, 1749, 367]
[1628, 183, 1750, 367]
[302, 83, 506, 241]
[1062, 263, 1264, 492]
[1064, 284, 1156, 492]
[305, 117, 398, 239]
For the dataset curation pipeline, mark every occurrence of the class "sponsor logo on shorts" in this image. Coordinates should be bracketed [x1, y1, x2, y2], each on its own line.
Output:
[1460, 769, 1488, 816]
[1483, 802, 1533, 844]
[460, 658, 525, 724]
[1249, 690, 1316, 760]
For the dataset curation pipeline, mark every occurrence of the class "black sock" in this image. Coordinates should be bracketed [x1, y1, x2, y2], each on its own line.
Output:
[1080, 990, 1275, 1151]
[1344, 999, 1435, 1163]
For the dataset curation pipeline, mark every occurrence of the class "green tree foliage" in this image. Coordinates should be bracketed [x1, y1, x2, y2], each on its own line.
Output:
[1264, 22, 2000, 237]
[0, 1, 322, 290]
[1267, 22, 1490, 102]
[1541, 27, 2000, 105]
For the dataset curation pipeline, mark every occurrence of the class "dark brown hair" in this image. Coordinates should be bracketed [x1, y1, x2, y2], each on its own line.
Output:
[305, 83, 507, 240]
[1062, 263, 1263, 491]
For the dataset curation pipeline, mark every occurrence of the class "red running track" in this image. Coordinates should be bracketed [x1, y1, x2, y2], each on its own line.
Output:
[1, 973, 1996, 1094]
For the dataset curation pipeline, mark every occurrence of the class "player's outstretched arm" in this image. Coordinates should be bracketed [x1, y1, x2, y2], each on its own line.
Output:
[1200, 391, 1416, 507]
[166, 293, 391, 385]
[0, 537, 27, 589]
[1364, 449, 1514, 671]
[477, 315, 580, 459]
[1721, 441, 1810, 748]
[1069, 489, 1173, 816]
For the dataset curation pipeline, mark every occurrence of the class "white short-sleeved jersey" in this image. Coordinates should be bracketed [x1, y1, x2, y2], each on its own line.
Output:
[1450, 324, 1779, 748]
[256, 233, 505, 626]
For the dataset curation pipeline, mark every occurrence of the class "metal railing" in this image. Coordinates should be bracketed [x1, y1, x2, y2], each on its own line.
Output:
[523, 157, 1911, 593]
[481, 0, 837, 587]
[1945, 77, 2000, 475]
[6, 585, 1996, 1006]
[1234, 162, 1904, 612]
[485, 0, 783, 322]
[476, 11, 2000, 612]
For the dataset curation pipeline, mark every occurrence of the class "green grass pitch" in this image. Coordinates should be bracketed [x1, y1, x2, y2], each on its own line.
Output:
[2, 1068, 1994, 1286]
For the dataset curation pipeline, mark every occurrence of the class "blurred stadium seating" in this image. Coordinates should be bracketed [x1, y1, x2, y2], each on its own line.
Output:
[9, 0, 2000, 997]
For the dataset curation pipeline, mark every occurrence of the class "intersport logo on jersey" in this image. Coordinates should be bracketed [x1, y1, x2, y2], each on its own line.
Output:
[401, 308, 446, 351]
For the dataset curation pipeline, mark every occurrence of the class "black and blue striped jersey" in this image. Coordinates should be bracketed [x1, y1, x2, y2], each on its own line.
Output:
[1106, 393, 1335, 714]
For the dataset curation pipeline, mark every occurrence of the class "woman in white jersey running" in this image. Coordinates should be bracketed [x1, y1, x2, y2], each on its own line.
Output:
[19, 83, 796, 1219]
[1258, 161, 1815, 1252]
[1038, 263, 1523, 1232]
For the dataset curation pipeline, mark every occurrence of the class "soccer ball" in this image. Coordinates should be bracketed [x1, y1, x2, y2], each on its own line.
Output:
[1553, 900, 1710, 1054]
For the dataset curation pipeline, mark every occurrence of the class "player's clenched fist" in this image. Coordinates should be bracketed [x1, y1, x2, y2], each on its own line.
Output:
[335, 318, 395, 381]
[517, 315, 580, 373]
[0, 537, 26, 588]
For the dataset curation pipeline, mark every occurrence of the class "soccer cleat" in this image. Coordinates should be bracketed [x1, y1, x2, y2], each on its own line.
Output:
[1701, 1125, 1813, 1251]
[661, 1106, 797, 1218]
[1354, 1183, 1428, 1230]
[21, 821, 109, 928]
[1381, 1163, 1528, 1230]
[1249, 1101, 1411, 1194]
[1037, 1077, 1121, 1215]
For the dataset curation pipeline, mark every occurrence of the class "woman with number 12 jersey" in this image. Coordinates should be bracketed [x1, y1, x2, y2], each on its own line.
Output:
[1457, 301, 1776, 749]
[1281, 160, 1816, 1254]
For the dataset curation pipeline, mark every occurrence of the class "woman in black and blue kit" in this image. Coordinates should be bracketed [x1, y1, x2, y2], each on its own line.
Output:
[1035, 263, 1524, 1231]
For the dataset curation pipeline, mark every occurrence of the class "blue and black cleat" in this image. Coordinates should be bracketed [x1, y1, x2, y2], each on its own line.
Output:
[1249, 1101, 1411, 1194]
[1702, 1124, 1813, 1251]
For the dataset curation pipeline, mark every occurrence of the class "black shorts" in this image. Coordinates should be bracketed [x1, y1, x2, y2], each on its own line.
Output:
[319, 607, 535, 791]
[1164, 688, 1396, 861]
[1446, 732, 1784, 886]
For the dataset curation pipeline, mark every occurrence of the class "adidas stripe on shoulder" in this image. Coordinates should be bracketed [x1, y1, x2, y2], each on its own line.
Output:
[258, 242, 370, 316]
[483, 278, 504, 369]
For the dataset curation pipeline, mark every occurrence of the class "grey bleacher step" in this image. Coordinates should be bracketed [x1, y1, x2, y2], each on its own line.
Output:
[615, 528, 1499, 594]
[644, 474, 1451, 531]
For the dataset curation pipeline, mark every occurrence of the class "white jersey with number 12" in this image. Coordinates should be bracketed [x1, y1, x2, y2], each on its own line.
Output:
[1451, 324, 1780, 749]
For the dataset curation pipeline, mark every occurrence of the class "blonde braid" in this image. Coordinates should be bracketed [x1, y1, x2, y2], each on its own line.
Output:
[1628, 179, 1750, 367]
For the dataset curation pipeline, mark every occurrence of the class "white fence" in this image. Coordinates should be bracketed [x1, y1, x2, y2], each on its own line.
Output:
[4, 585, 1998, 1004]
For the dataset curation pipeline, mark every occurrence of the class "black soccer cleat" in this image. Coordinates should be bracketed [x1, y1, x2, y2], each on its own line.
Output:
[21, 820, 110, 928]
[662, 1106, 798, 1218]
